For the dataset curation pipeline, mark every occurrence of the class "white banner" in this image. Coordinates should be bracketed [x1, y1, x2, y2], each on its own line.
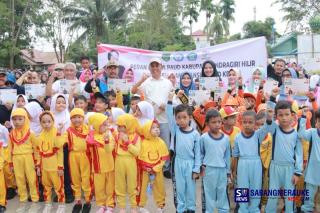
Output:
[97, 37, 268, 84]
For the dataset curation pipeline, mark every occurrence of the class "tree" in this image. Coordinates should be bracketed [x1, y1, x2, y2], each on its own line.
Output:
[183, 0, 200, 37]
[274, 0, 320, 32]
[243, 17, 279, 43]
[62, 0, 129, 44]
[0, 0, 42, 68]
[200, 0, 214, 40]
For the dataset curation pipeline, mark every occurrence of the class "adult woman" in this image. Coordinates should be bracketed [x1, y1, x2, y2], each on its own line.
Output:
[201, 60, 220, 78]
[122, 68, 135, 83]
[173, 72, 196, 106]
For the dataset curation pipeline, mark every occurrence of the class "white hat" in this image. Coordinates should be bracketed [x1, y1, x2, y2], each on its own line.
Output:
[149, 58, 162, 66]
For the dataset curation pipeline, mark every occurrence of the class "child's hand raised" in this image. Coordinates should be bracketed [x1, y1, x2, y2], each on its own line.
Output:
[119, 132, 129, 143]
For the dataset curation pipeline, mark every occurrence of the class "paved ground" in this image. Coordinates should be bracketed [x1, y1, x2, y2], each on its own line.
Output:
[5, 179, 320, 212]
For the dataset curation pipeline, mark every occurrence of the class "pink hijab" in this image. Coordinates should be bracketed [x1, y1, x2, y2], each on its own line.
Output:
[79, 69, 93, 83]
[122, 68, 135, 83]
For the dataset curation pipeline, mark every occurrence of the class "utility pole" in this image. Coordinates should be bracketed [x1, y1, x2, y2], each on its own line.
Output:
[10, 0, 15, 69]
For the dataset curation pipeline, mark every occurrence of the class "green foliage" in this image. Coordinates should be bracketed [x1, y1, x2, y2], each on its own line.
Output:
[274, 0, 320, 31]
[243, 17, 279, 43]
[309, 15, 320, 33]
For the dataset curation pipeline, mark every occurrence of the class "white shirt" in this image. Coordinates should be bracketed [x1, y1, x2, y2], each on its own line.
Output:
[52, 80, 61, 94]
[139, 77, 173, 123]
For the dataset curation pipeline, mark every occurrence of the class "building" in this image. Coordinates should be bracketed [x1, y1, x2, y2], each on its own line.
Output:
[191, 30, 210, 49]
[20, 49, 62, 71]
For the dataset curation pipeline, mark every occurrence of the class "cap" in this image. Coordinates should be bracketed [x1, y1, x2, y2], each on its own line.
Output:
[219, 106, 239, 119]
[225, 97, 239, 106]
[149, 58, 162, 66]
[106, 60, 119, 68]
[94, 92, 108, 104]
[54, 63, 65, 71]
[204, 100, 216, 111]
[243, 93, 256, 101]
[0, 70, 7, 76]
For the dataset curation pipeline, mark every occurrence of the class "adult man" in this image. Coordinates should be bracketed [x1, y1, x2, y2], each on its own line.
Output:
[132, 58, 173, 178]
[0, 70, 24, 125]
[46, 63, 78, 96]
[84, 60, 120, 94]
[267, 58, 286, 85]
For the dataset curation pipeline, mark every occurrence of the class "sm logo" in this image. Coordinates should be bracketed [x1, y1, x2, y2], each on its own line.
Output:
[234, 188, 249, 203]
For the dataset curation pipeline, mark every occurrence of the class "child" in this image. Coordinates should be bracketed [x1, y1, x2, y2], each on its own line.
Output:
[0, 122, 16, 200]
[105, 90, 124, 109]
[67, 108, 91, 213]
[167, 93, 201, 213]
[24, 101, 44, 136]
[264, 100, 303, 213]
[233, 111, 269, 212]
[37, 111, 65, 213]
[298, 109, 320, 212]
[13, 94, 28, 110]
[9, 108, 40, 212]
[74, 95, 89, 113]
[50, 94, 73, 203]
[88, 113, 115, 213]
[256, 110, 273, 210]
[137, 120, 169, 213]
[129, 94, 141, 114]
[219, 106, 240, 150]
[115, 114, 141, 213]
[50, 94, 71, 133]
[94, 93, 109, 115]
[200, 109, 231, 213]
[135, 101, 154, 126]
[0, 126, 7, 213]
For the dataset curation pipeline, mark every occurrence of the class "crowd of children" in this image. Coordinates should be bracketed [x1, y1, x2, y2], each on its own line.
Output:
[0, 57, 319, 213]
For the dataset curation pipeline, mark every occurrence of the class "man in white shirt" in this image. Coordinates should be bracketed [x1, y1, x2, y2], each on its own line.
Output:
[132, 58, 173, 178]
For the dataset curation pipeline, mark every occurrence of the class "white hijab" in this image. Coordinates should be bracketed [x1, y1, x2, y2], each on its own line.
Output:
[137, 101, 154, 125]
[50, 94, 71, 133]
[13, 95, 28, 110]
[110, 107, 125, 129]
[24, 101, 44, 136]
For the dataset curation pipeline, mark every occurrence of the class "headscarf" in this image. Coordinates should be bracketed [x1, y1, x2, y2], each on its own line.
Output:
[38, 111, 58, 150]
[24, 101, 44, 136]
[167, 72, 177, 88]
[116, 114, 139, 134]
[13, 94, 28, 110]
[179, 72, 196, 96]
[69, 108, 89, 135]
[50, 94, 70, 133]
[137, 101, 154, 125]
[122, 68, 135, 83]
[79, 69, 93, 83]
[11, 108, 30, 141]
[201, 60, 220, 78]
[111, 107, 125, 123]
[88, 113, 108, 144]
[245, 67, 266, 94]
[140, 120, 158, 140]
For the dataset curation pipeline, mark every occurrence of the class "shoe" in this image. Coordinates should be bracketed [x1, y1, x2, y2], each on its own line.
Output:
[16, 202, 27, 213]
[6, 187, 17, 200]
[105, 207, 114, 213]
[28, 202, 40, 213]
[56, 204, 66, 213]
[72, 201, 82, 213]
[163, 171, 171, 179]
[0, 205, 6, 213]
[157, 208, 164, 213]
[65, 194, 75, 204]
[82, 203, 91, 213]
[96, 207, 105, 213]
[139, 207, 150, 213]
[43, 203, 52, 213]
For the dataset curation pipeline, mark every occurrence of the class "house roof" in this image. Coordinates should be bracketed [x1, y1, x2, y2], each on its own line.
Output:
[270, 33, 298, 56]
[192, 30, 206, 36]
[20, 49, 60, 66]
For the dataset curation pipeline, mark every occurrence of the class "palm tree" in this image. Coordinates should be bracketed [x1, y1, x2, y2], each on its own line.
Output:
[200, 0, 214, 40]
[62, 0, 128, 44]
[220, 0, 235, 35]
[183, 0, 200, 37]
